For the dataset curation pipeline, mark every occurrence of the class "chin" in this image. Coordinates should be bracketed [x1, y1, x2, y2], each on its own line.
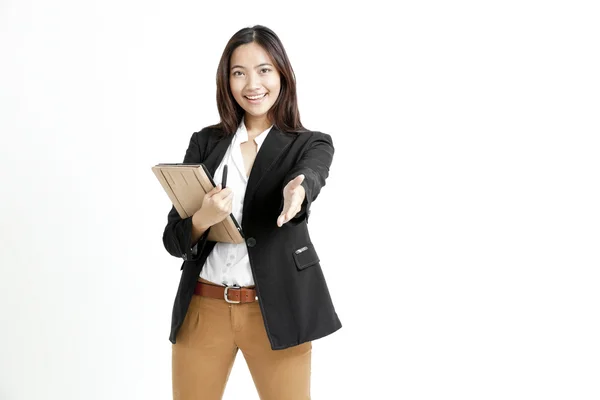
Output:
[246, 108, 271, 117]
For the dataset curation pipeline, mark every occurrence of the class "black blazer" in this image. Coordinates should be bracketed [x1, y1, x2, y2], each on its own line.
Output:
[162, 125, 342, 350]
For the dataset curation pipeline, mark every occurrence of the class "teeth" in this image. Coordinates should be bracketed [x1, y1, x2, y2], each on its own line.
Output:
[246, 93, 266, 100]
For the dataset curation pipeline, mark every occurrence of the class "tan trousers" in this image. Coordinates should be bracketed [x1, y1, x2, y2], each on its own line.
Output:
[172, 278, 312, 400]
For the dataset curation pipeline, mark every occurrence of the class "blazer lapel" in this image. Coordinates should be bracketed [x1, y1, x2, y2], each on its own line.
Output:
[244, 126, 296, 209]
[202, 134, 234, 177]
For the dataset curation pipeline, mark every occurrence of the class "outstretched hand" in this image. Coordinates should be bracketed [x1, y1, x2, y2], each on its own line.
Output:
[277, 175, 306, 227]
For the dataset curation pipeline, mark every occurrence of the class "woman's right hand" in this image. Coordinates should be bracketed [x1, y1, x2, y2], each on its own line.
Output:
[192, 184, 234, 230]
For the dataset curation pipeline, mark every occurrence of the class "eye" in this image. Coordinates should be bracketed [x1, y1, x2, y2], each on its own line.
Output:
[260, 68, 272, 74]
[232, 71, 243, 77]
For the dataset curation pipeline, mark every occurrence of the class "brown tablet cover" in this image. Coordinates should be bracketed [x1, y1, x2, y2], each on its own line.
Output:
[152, 163, 245, 244]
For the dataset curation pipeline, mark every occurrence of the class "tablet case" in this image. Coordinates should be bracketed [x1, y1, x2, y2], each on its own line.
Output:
[152, 163, 245, 244]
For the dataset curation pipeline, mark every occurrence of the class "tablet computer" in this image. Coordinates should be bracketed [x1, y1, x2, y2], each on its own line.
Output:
[152, 163, 245, 244]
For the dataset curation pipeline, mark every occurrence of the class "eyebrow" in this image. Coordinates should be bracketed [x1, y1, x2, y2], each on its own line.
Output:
[230, 63, 273, 70]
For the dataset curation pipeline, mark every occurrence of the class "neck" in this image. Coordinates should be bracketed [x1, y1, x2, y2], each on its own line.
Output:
[244, 114, 272, 136]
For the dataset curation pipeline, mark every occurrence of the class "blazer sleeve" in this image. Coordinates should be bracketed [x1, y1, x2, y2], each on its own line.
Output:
[282, 132, 334, 223]
[162, 130, 210, 262]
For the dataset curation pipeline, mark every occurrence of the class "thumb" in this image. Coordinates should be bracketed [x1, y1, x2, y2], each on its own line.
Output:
[289, 174, 305, 189]
[277, 213, 285, 227]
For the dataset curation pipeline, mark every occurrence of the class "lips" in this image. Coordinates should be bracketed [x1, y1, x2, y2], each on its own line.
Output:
[244, 93, 267, 100]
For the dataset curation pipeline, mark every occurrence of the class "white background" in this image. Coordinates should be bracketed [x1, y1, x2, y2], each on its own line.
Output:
[1, 1, 599, 399]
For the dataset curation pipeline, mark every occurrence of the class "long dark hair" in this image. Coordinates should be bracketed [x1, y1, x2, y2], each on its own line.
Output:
[208, 25, 307, 136]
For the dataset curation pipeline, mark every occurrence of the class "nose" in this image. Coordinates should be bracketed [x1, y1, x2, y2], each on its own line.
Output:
[246, 71, 261, 90]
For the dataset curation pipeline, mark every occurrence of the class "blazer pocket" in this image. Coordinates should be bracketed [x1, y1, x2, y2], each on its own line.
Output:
[292, 243, 320, 270]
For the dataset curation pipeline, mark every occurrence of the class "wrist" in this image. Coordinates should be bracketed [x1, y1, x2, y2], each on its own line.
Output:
[192, 210, 211, 231]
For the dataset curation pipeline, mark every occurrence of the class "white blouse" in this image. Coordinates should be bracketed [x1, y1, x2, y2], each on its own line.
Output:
[198, 118, 273, 287]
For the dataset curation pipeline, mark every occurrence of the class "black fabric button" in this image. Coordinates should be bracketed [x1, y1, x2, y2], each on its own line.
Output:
[246, 237, 256, 247]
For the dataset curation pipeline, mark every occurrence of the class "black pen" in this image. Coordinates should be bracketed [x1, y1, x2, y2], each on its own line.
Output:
[221, 164, 228, 189]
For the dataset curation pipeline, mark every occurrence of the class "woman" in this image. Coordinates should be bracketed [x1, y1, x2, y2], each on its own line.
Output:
[162, 25, 342, 400]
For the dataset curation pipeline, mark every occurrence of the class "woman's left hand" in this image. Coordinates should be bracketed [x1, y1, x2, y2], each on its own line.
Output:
[277, 174, 306, 227]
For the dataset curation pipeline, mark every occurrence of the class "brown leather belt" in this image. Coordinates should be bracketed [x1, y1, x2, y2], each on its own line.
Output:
[194, 281, 258, 304]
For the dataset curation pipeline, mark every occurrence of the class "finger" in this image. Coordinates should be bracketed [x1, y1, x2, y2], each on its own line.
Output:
[279, 204, 299, 225]
[290, 185, 305, 200]
[287, 195, 302, 212]
[219, 196, 232, 208]
[218, 194, 234, 210]
[277, 214, 285, 227]
[207, 184, 221, 198]
[213, 187, 232, 201]
[285, 207, 300, 221]
[280, 202, 290, 217]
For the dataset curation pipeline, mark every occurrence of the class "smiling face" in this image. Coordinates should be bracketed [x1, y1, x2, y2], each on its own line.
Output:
[229, 42, 281, 123]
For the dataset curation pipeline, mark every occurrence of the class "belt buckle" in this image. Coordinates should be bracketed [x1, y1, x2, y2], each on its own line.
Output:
[224, 285, 241, 304]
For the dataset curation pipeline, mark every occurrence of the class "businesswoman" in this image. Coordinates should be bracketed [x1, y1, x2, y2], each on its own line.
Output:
[161, 25, 342, 400]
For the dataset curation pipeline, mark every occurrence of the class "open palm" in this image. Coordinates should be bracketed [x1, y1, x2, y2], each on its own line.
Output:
[277, 175, 306, 227]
